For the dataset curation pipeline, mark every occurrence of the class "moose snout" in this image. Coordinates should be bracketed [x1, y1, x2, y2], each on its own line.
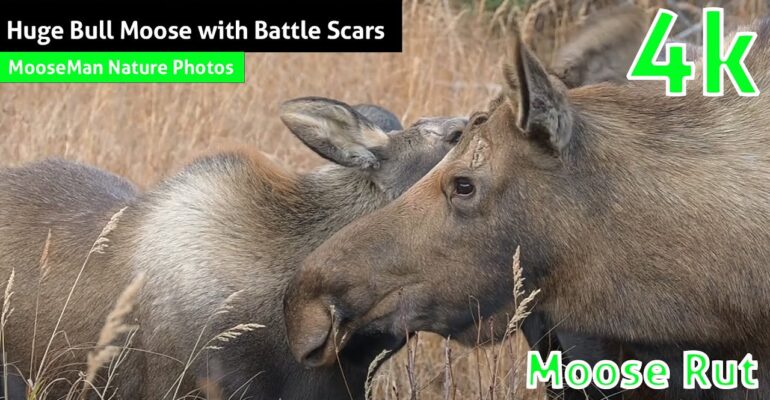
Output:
[285, 212, 404, 368]
[444, 117, 469, 132]
[440, 117, 469, 143]
[413, 116, 469, 143]
[284, 296, 340, 368]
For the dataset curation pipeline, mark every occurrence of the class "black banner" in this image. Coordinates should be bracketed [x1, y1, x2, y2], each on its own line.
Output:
[0, 2, 402, 52]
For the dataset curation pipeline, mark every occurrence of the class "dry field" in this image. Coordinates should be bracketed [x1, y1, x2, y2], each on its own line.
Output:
[0, 0, 766, 399]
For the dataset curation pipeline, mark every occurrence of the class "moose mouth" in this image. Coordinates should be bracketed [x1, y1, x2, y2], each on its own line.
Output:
[300, 318, 407, 368]
[292, 284, 424, 368]
[340, 329, 407, 366]
[296, 291, 420, 368]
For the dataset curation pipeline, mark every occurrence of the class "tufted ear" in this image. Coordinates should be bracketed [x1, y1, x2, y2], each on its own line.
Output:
[280, 97, 391, 169]
[505, 37, 573, 154]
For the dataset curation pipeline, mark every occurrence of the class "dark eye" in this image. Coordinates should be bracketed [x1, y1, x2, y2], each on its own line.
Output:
[454, 177, 475, 196]
[447, 130, 463, 144]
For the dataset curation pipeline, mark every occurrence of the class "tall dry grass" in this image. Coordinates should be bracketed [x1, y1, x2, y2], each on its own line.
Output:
[1, 0, 767, 399]
[0, 2, 508, 394]
[369, 248, 543, 400]
[0, 1, 508, 183]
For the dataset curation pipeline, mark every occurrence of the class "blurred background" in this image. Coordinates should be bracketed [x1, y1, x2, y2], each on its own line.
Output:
[1, 0, 766, 398]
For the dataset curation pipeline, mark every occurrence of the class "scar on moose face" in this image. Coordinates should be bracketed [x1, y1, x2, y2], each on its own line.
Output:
[470, 135, 490, 169]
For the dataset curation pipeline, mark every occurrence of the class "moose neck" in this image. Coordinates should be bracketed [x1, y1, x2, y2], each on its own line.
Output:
[126, 153, 389, 279]
[294, 164, 389, 250]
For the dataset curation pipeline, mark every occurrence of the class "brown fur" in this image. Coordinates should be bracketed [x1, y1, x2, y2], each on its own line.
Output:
[521, 0, 633, 66]
[0, 98, 466, 399]
[191, 143, 301, 198]
[284, 21, 770, 400]
[549, 4, 647, 88]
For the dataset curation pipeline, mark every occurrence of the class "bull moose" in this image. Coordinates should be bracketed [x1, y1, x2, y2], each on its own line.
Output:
[0, 98, 466, 399]
[283, 22, 770, 400]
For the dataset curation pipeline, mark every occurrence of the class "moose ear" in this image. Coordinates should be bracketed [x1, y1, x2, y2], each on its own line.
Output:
[352, 104, 403, 133]
[280, 97, 390, 169]
[505, 36, 573, 154]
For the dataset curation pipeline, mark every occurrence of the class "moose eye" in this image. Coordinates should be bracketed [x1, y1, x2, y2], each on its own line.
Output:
[447, 130, 463, 144]
[453, 177, 475, 196]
